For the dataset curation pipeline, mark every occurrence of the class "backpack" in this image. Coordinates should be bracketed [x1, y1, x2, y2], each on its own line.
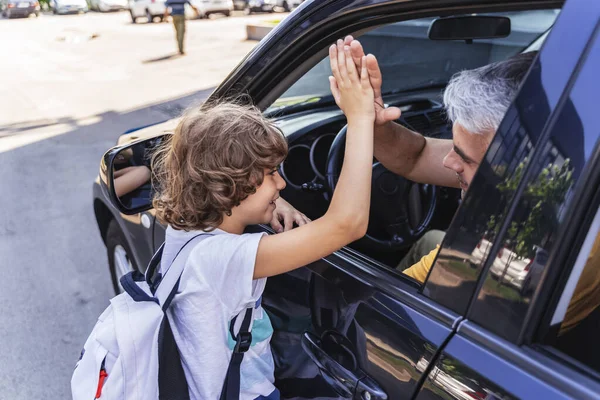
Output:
[71, 234, 254, 400]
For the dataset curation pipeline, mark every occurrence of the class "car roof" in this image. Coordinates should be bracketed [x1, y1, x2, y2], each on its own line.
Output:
[211, 0, 565, 103]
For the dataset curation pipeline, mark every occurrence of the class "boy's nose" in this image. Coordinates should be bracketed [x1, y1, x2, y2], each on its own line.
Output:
[276, 172, 287, 190]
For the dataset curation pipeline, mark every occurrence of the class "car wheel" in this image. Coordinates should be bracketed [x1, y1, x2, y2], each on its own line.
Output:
[130, 9, 137, 22]
[223, 10, 230, 16]
[282, 0, 289, 11]
[106, 220, 136, 294]
[146, 8, 153, 22]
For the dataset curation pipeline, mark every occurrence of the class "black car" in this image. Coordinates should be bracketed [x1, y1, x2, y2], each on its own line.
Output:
[93, 0, 600, 398]
[1, 0, 40, 18]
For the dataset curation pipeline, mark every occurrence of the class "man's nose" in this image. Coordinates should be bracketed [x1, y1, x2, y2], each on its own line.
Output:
[443, 151, 462, 173]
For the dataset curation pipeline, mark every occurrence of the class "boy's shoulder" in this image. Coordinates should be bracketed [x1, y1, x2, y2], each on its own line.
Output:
[185, 229, 266, 262]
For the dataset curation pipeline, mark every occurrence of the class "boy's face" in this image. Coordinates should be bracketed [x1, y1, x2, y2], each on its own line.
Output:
[235, 168, 287, 226]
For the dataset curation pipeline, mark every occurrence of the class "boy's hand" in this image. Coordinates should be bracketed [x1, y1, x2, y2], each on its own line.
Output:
[340, 35, 402, 126]
[328, 41, 374, 124]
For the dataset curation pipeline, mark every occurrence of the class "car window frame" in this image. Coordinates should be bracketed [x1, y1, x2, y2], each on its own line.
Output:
[457, 12, 600, 347]
[205, 1, 566, 319]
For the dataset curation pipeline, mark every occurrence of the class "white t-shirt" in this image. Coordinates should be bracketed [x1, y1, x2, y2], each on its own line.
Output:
[160, 226, 276, 400]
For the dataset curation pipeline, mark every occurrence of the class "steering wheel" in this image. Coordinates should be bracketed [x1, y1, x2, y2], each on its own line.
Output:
[325, 125, 436, 251]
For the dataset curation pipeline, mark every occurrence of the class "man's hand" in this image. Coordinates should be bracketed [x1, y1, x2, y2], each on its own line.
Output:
[339, 35, 401, 126]
[270, 197, 310, 233]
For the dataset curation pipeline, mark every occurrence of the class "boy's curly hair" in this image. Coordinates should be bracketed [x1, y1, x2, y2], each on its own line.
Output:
[152, 101, 288, 231]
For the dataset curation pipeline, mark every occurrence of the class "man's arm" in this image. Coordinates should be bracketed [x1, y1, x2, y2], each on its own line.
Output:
[374, 121, 458, 187]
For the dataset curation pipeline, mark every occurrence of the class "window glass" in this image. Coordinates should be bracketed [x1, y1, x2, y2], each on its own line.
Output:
[267, 10, 559, 112]
[468, 35, 600, 341]
[422, 62, 549, 314]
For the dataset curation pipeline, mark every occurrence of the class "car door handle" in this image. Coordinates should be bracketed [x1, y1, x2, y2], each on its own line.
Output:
[301, 331, 387, 400]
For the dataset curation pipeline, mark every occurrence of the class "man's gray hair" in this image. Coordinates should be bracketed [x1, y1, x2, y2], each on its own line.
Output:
[443, 51, 537, 135]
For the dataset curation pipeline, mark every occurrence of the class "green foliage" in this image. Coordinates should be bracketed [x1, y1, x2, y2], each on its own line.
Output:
[488, 159, 574, 259]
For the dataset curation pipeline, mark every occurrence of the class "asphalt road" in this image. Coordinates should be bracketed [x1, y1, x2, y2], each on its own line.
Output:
[0, 10, 284, 399]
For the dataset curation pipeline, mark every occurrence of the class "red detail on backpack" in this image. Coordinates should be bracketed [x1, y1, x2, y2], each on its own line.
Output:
[95, 369, 108, 399]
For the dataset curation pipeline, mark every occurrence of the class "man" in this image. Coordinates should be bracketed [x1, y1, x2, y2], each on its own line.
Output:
[164, 0, 200, 55]
[330, 37, 537, 282]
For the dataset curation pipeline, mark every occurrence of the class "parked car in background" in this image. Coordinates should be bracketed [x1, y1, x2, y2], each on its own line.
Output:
[93, 0, 600, 398]
[50, 0, 87, 13]
[89, 0, 126, 12]
[128, 0, 165, 22]
[0, 0, 39, 17]
[189, 0, 232, 17]
[235, 0, 286, 14]
[129, 0, 230, 23]
[489, 245, 549, 294]
[289, 0, 302, 9]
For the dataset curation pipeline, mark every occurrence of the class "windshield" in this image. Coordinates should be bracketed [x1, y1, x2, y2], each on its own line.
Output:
[268, 9, 560, 112]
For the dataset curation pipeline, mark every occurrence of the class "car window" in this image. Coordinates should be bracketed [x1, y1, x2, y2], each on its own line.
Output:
[267, 10, 559, 112]
[467, 32, 600, 342]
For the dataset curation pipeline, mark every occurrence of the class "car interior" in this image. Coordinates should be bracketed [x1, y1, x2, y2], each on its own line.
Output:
[260, 8, 560, 275]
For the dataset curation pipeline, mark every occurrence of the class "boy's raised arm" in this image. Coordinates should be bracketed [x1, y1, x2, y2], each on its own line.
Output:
[347, 36, 458, 188]
[253, 43, 375, 279]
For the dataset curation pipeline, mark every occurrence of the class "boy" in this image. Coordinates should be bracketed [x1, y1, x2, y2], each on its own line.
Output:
[151, 44, 374, 399]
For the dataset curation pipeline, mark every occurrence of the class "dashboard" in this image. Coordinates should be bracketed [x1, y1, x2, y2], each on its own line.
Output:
[276, 94, 454, 195]
[273, 92, 462, 264]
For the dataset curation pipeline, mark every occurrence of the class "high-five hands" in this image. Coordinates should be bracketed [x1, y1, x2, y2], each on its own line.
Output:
[328, 40, 375, 124]
[337, 35, 402, 126]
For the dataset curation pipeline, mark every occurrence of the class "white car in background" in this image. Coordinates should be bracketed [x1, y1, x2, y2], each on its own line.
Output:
[190, 0, 232, 17]
[90, 0, 127, 11]
[471, 238, 550, 295]
[489, 245, 549, 295]
[51, 0, 87, 13]
[128, 0, 166, 23]
[129, 0, 231, 23]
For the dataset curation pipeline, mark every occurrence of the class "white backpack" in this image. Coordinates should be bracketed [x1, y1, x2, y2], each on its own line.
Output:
[72, 234, 254, 400]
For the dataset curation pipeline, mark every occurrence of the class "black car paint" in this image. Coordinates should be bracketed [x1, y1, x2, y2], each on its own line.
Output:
[92, 0, 600, 398]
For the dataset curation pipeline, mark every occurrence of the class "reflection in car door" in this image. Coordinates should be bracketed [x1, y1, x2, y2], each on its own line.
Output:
[258, 236, 461, 400]
[416, 1, 600, 398]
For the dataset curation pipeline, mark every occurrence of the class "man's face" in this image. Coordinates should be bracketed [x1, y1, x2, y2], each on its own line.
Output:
[443, 122, 493, 193]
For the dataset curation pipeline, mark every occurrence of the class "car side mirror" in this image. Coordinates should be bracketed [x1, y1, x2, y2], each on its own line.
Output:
[100, 134, 169, 215]
[428, 15, 511, 42]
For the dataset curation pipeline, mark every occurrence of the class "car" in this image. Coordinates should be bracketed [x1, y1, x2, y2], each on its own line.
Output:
[128, 0, 230, 23]
[233, 0, 274, 14]
[288, 0, 302, 9]
[50, 0, 87, 13]
[93, 0, 600, 398]
[1, 0, 39, 17]
[128, 0, 166, 23]
[189, 0, 233, 18]
[89, 0, 127, 12]
[488, 244, 549, 294]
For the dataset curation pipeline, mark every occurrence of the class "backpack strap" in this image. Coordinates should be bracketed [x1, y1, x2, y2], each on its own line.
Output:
[220, 307, 254, 400]
[155, 233, 211, 309]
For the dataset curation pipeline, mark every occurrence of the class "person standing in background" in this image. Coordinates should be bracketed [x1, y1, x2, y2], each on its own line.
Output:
[164, 0, 199, 55]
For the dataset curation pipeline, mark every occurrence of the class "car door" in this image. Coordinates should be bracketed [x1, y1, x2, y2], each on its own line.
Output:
[416, 1, 600, 398]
